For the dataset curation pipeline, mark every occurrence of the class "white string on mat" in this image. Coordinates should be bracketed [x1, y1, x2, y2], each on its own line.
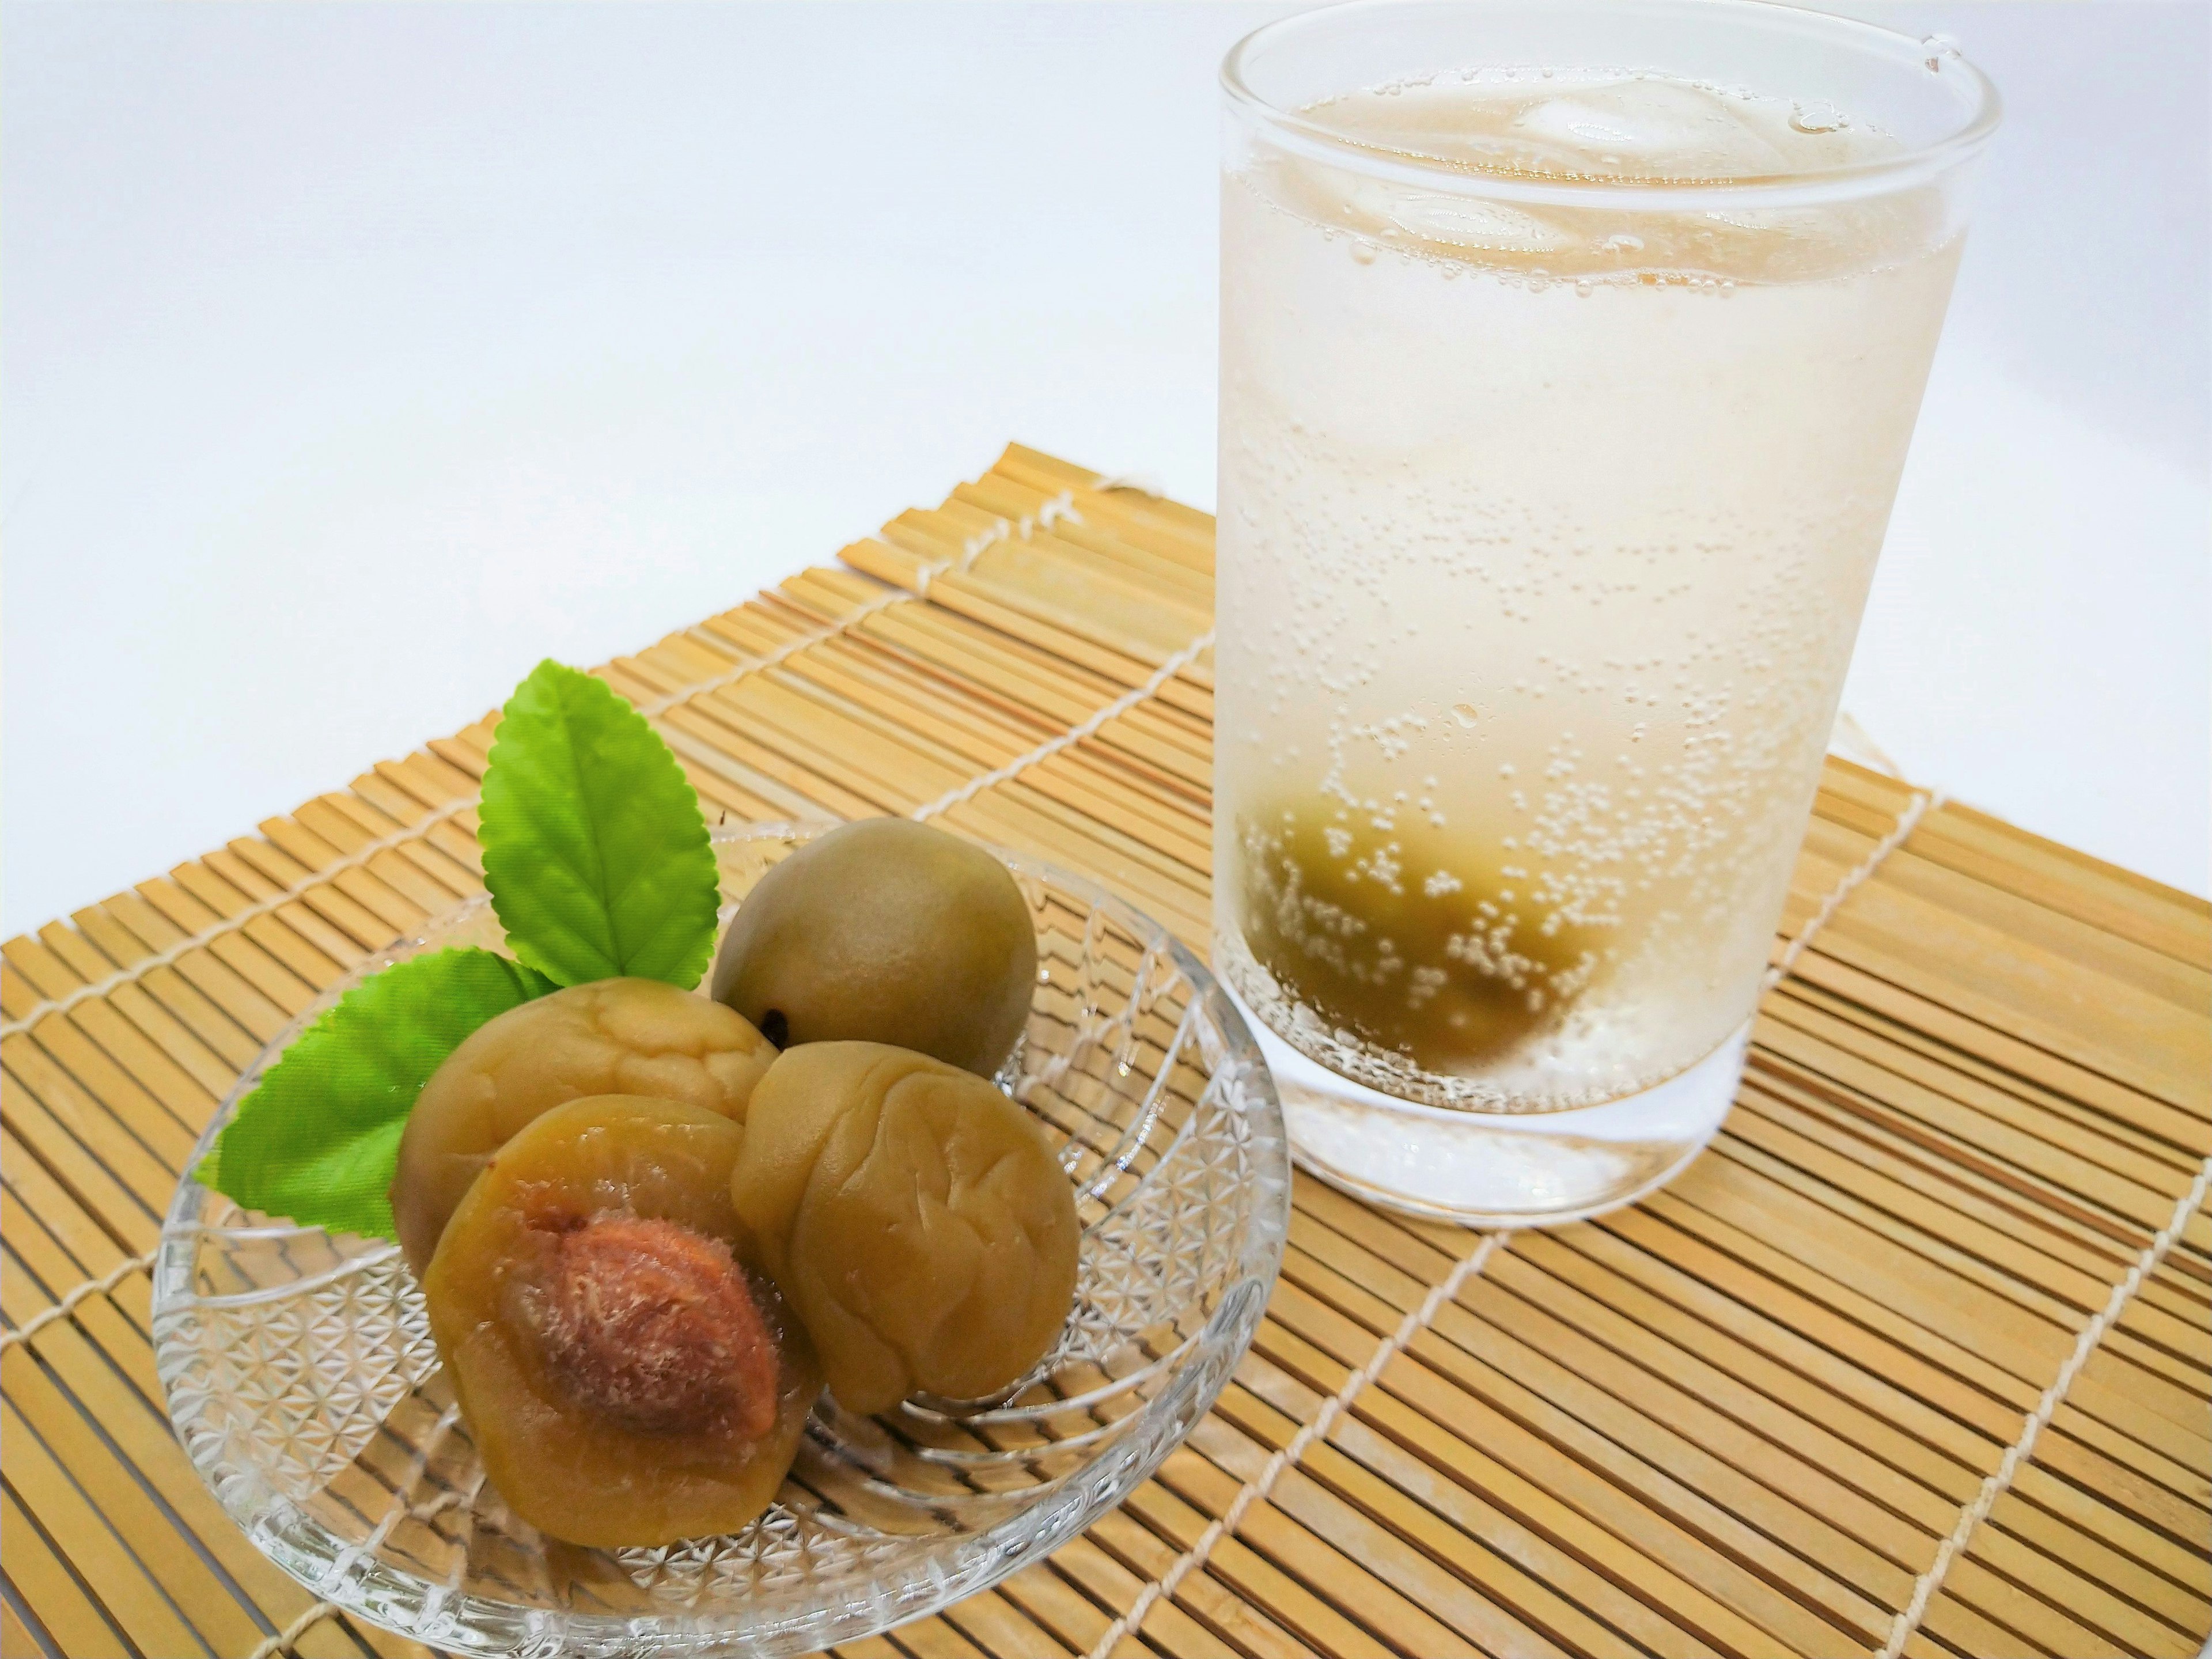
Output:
[0, 794, 480, 1041]
[246, 1598, 338, 1659]
[1762, 788, 1942, 993]
[1874, 1152, 2212, 1659]
[910, 628, 1213, 823]
[633, 580, 922, 718]
[0, 1249, 157, 1352]
[1084, 1230, 1512, 1659]
[912, 488, 1081, 599]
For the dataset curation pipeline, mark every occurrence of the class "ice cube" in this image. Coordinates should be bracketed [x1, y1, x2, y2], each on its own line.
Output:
[1386, 193, 1570, 255]
[1325, 171, 1571, 256]
[1509, 78, 1791, 180]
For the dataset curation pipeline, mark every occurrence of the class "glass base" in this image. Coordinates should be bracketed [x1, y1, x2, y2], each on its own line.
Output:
[1223, 982, 1747, 1227]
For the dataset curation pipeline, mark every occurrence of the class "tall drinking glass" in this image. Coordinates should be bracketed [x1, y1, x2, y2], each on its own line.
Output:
[1214, 0, 1998, 1224]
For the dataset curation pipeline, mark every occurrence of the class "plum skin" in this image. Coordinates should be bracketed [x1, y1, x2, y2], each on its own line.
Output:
[423, 1094, 820, 1550]
[391, 977, 773, 1278]
[709, 819, 1038, 1078]
[730, 1041, 1080, 1415]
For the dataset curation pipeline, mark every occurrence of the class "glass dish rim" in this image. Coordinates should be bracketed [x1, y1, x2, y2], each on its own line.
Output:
[1220, 0, 2002, 211]
[153, 820, 1291, 1657]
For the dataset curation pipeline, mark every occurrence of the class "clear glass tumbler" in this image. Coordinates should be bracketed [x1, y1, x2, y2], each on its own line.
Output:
[1213, 0, 1998, 1225]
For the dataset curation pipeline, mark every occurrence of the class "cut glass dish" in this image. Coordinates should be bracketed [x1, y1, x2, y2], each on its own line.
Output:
[154, 823, 1289, 1658]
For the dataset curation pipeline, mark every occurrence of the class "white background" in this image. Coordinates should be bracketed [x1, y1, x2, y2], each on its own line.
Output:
[5, 1, 2207, 941]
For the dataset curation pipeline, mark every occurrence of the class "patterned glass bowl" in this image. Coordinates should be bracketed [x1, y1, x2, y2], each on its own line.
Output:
[153, 823, 1289, 1658]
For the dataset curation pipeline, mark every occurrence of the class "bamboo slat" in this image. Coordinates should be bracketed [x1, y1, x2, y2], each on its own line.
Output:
[2, 446, 2205, 1659]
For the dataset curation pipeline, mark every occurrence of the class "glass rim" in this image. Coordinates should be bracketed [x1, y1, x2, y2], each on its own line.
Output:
[1221, 0, 2002, 209]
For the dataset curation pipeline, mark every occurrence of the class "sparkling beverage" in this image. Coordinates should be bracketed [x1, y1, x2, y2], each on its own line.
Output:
[1217, 26, 1994, 1223]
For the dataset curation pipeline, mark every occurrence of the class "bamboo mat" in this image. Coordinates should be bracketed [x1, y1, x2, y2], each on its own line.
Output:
[3, 444, 2207, 1659]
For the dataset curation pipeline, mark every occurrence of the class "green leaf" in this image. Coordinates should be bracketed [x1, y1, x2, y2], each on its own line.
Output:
[203, 949, 555, 1240]
[478, 660, 722, 988]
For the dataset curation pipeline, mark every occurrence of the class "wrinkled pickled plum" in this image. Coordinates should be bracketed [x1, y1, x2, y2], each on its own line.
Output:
[423, 1095, 819, 1549]
[730, 1043, 1079, 1415]
[1234, 802, 1604, 1072]
[391, 978, 772, 1277]
[709, 819, 1036, 1077]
